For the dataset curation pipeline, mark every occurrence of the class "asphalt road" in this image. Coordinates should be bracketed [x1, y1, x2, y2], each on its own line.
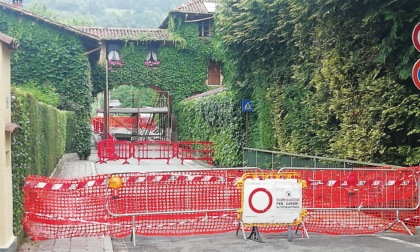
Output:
[112, 231, 420, 252]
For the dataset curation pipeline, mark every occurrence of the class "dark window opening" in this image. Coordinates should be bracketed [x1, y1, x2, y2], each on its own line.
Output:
[199, 20, 213, 37]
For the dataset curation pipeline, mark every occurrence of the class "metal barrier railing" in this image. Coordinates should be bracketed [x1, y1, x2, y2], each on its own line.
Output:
[279, 167, 420, 235]
[243, 147, 403, 169]
[113, 140, 132, 164]
[97, 139, 213, 165]
[23, 166, 420, 240]
[132, 140, 172, 164]
[105, 167, 262, 246]
[97, 139, 118, 163]
[177, 141, 213, 165]
[92, 116, 155, 135]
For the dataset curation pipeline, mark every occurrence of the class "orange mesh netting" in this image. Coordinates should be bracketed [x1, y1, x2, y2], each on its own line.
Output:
[23, 167, 420, 240]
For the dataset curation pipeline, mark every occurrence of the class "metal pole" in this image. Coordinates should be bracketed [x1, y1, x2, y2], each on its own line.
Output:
[104, 60, 109, 139]
[246, 113, 249, 147]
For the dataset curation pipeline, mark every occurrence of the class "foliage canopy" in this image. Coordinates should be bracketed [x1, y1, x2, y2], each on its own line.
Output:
[214, 0, 420, 165]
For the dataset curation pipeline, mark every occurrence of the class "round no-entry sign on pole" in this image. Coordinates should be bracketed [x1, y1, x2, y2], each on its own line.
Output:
[413, 23, 420, 52]
[412, 59, 420, 90]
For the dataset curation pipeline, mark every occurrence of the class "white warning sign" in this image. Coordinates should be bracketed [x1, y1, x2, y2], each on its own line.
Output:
[242, 178, 302, 224]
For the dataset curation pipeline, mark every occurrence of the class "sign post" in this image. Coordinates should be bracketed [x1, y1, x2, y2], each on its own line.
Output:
[241, 100, 254, 147]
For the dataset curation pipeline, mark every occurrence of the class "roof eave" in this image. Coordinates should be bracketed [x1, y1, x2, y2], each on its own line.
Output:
[0, 32, 19, 50]
[159, 15, 170, 29]
[158, 11, 214, 29]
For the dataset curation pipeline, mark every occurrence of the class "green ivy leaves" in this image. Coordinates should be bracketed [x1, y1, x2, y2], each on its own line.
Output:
[1, 11, 93, 158]
[11, 87, 74, 234]
[177, 91, 245, 167]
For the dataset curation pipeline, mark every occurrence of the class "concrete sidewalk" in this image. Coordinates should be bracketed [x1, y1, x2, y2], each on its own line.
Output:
[18, 148, 212, 252]
[19, 236, 113, 252]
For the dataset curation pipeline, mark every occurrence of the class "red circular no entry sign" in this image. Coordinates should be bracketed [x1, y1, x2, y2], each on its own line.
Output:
[248, 188, 273, 214]
[412, 23, 420, 52]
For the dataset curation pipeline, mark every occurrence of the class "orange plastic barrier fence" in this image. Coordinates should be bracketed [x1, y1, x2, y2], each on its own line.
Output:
[92, 118, 104, 134]
[23, 169, 251, 240]
[97, 140, 214, 165]
[97, 139, 119, 163]
[91, 116, 155, 134]
[177, 141, 213, 165]
[97, 139, 132, 164]
[23, 167, 420, 240]
[113, 140, 132, 164]
[282, 167, 419, 210]
[132, 140, 172, 164]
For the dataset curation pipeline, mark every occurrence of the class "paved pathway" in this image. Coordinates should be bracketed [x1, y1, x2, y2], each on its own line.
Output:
[111, 232, 420, 252]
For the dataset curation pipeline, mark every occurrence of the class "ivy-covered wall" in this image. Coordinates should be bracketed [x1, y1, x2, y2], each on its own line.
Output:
[92, 22, 216, 103]
[177, 91, 245, 167]
[11, 87, 75, 234]
[0, 9, 92, 158]
[215, 0, 420, 166]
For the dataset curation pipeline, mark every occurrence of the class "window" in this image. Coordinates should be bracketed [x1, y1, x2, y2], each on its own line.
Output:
[107, 43, 124, 68]
[207, 60, 221, 86]
[198, 19, 213, 37]
[145, 44, 160, 67]
[107, 43, 120, 61]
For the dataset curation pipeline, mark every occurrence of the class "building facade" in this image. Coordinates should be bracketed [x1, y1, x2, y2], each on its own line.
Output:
[0, 32, 19, 252]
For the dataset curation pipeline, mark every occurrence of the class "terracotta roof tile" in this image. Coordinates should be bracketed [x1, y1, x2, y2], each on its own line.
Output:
[175, 0, 220, 14]
[75, 27, 171, 41]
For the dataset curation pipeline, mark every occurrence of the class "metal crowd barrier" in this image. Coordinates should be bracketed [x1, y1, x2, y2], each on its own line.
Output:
[279, 167, 420, 235]
[97, 139, 214, 165]
[92, 116, 155, 135]
[92, 118, 104, 134]
[105, 168, 261, 246]
[177, 141, 213, 165]
[113, 140, 132, 164]
[97, 139, 119, 163]
[23, 166, 420, 240]
[132, 140, 172, 164]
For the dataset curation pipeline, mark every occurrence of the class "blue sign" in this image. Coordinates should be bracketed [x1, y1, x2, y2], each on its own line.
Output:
[241, 100, 254, 112]
[412, 59, 420, 90]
